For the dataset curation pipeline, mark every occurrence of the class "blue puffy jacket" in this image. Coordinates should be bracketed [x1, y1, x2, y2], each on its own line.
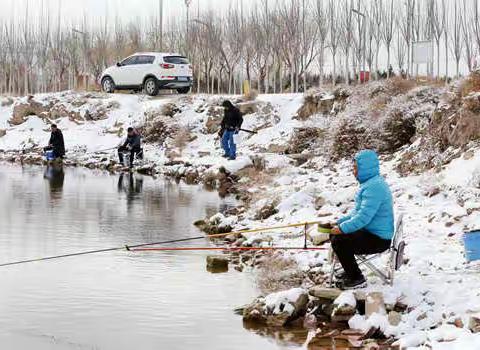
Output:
[337, 150, 394, 240]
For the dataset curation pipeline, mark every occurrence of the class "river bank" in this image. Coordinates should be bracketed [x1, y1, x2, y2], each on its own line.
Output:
[2, 75, 480, 348]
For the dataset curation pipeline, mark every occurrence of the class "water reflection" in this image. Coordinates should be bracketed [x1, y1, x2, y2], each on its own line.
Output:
[43, 165, 65, 201]
[117, 173, 144, 208]
[1, 164, 286, 350]
[243, 322, 309, 348]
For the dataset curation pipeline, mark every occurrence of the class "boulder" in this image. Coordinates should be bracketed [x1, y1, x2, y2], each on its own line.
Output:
[296, 90, 335, 120]
[365, 292, 386, 317]
[254, 203, 278, 220]
[309, 287, 342, 300]
[206, 255, 229, 270]
[468, 316, 480, 333]
[331, 291, 357, 322]
[388, 311, 402, 326]
[243, 288, 309, 327]
[0, 129, 6, 137]
[10, 97, 51, 125]
[238, 101, 258, 115]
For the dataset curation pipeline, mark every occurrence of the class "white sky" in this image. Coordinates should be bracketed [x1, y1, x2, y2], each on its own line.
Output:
[0, 0, 253, 23]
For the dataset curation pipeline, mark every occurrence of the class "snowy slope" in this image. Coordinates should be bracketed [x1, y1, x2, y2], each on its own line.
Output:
[1, 88, 480, 348]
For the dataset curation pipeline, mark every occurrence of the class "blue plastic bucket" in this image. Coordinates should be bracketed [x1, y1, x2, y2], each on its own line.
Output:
[463, 231, 480, 262]
[45, 150, 55, 161]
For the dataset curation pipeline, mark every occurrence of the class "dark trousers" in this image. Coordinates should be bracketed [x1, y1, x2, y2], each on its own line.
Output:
[331, 230, 391, 279]
[118, 146, 141, 166]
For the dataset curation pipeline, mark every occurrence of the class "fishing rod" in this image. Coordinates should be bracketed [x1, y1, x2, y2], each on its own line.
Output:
[129, 246, 328, 252]
[0, 221, 325, 267]
[240, 128, 257, 134]
[91, 146, 118, 153]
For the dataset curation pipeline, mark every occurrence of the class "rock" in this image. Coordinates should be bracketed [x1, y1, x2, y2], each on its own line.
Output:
[243, 302, 267, 324]
[10, 97, 51, 125]
[464, 150, 475, 160]
[161, 102, 181, 117]
[267, 143, 288, 154]
[303, 314, 318, 329]
[0, 129, 6, 137]
[332, 291, 357, 322]
[332, 305, 357, 322]
[205, 116, 221, 134]
[309, 287, 343, 300]
[296, 90, 335, 120]
[365, 292, 386, 317]
[206, 255, 229, 270]
[453, 317, 464, 329]
[416, 312, 428, 321]
[425, 186, 441, 197]
[254, 203, 278, 220]
[238, 101, 258, 115]
[314, 196, 326, 210]
[243, 289, 309, 327]
[468, 316, 480, 333]
[388, 311, 402, 326]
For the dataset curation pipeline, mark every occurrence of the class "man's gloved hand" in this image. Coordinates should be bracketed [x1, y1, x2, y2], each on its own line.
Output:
[234, 127, 240, 135]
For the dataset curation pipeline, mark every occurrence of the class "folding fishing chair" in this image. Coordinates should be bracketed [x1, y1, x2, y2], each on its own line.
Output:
[329, 213, 405, 286]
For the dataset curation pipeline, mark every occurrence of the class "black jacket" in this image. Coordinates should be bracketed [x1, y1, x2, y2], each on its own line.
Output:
[123, 134, 141, 149]
[221, 106, 243, 131]
[49, 129, 65, 157]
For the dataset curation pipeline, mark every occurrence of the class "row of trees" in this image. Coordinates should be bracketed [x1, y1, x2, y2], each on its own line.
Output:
[1, 0, 480, 96]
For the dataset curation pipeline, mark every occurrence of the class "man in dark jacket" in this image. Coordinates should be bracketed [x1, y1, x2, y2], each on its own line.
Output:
[44, 124, 65, 159]
[118, 127, 142, 167]
[219, 100, 243, 160]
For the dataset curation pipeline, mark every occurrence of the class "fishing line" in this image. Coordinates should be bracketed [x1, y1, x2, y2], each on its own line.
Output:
[0, 221, 324, 267]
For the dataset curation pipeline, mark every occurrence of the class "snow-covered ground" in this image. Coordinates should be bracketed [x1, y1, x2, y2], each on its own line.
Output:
[1, 85, 480, 348]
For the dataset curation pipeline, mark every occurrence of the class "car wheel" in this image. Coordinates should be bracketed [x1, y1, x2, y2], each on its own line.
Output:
[144, 78, 159, 96]
[102, 77, 115, 93]
[176, 87, 190, 94]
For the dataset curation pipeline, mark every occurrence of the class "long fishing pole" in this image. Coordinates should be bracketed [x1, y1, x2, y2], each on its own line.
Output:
[0, 221, 324, 267]
[130, 247, 328, 252]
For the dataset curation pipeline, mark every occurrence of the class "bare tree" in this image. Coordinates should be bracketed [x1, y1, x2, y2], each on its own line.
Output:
[429, 0, 444, 79]
[327, 0, 340, 85]
[339, 0, 353, 84]
[315, 0, 328, 86]
[382, 0, 394, 78]
[450, 0, 464, 78]
[462, 0, 475, 73]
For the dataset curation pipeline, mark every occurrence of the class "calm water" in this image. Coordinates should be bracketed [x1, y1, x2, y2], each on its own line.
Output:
[0, 164, 305, 350]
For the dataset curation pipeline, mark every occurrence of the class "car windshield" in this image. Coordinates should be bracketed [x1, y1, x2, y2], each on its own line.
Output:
[163, 56, 189, 65]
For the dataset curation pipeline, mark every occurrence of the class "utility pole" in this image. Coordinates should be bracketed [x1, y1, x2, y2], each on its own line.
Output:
[159, 0, 164, 51]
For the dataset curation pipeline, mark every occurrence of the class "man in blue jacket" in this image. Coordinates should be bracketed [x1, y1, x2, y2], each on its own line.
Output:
[330, 150, 394, 289]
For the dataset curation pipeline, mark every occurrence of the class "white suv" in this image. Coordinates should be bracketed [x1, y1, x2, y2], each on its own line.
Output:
[100, 52, 193, 96]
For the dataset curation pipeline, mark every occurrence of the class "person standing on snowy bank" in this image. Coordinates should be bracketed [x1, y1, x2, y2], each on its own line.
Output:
[219, 100, 243, 160]
[44, 124, 65, 159]
[330, 149, 394, 290]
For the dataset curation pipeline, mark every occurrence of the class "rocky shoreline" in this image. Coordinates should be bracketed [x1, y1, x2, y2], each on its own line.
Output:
[3, 75, 480, 348]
